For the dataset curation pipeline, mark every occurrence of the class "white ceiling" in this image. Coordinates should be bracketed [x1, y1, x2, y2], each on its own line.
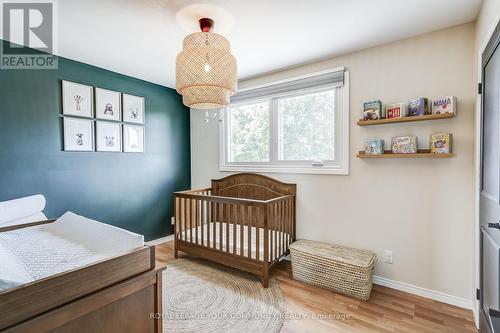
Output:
[40, 0, 484, 87]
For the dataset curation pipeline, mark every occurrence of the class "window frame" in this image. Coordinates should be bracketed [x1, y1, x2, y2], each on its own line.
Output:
[219, 71, 350, 175]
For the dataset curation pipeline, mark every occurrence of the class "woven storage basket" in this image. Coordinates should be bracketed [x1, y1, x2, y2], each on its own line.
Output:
[289, 240, 377, 301]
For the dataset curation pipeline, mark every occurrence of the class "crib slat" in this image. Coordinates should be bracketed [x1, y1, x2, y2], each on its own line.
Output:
[219, 203, 227, 251]
[185, 199, 192, 243]
[182, 198, 185, 239]
[276, 202, 281, 258]
[197, 197, 202, 245]
[284, 200, 288, 253]
[278, 201, 282, 257]
[269, 204, 273, 261]
[269, 205, 273, 262]
[207, 200, 211, 248]
[283, 200, 287, 251]
[240, 205, 244, 256]
[194, 199, 199, 245]
[181, 198, 186, 242]
[225, 203, 230, 253]
[280, 201, 286, 255]
[188, 199, 193, 243]
[206, 190, 210, 247]
[281, 201, 286, 255]
[214, 202, 218, 250]
[200, 199, 205, 247]
[247, 206, 252, 258]
[232, 205, 237, 255]
[263, 206, 268, 263]
[267, 205, 271, 262]
[219, 203, 223, 251]
[269, 205, 274, 262]
[274, 203, 278, 261]
[274, 202, 277, 259]
[256, 207, 261, 262]
[214, 202, 218, 249]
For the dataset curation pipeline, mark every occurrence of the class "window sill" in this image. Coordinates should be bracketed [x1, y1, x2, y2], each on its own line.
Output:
[219, 165, 349, 175]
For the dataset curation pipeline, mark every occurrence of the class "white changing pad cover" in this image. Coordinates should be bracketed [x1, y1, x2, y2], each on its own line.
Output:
[0, 212, 144, 291]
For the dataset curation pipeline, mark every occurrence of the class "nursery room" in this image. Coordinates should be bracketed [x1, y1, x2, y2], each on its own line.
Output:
[1, 0, 500, 332]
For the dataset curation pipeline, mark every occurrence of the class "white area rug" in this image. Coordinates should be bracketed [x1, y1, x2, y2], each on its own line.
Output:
[163, 259, 285, 333]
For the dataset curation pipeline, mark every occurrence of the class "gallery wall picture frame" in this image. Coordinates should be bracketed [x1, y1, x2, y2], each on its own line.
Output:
[123, 124, 145, 153]
[96, 121, 122, 152]
[63, 117, 95, 152]
[62, 80, 94, 118]
[122, 94, 145, 124]
[95, 88, 122, 121]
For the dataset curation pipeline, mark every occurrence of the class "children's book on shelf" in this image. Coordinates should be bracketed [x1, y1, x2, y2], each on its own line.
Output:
[391, 136, 417, 153]
[365, 139, 384, 155]
[430, 133, 453, 153]
[386, 103, 407, 119]
[432, 96, 456, 115]
[408, 97, 430, 116]
[362, 100, 384, 120]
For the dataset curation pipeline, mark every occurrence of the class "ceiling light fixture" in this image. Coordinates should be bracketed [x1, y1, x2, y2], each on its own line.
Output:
[176, 18, 237, 110]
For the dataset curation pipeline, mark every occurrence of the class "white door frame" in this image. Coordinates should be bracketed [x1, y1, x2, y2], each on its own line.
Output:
[474, 8, 500, 328]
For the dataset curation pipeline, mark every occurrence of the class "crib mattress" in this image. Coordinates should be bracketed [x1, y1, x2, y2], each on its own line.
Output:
[180, 222, 290, 262]
[0, 212, 144, 292]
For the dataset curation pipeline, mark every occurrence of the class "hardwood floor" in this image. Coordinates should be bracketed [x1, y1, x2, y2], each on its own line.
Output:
[155, 241, 477, 333]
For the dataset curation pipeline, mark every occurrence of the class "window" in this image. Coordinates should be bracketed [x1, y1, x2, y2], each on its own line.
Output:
[228, 101, 270, 162]
[278, 89, 335, 161]
[220, 69, 349, 175]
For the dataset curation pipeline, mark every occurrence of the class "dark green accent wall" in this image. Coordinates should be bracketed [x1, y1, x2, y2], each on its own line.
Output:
[0, 43, 190, 241]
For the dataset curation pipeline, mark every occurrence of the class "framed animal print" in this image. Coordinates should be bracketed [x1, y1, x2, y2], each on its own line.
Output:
[62, 81, 93, 118]
[123, 124, 144, 153]
[63, 117, 94, 151]
[95, 88, 121, 121]
[96, 121, 122, 152]
[122, 94, 145, 124]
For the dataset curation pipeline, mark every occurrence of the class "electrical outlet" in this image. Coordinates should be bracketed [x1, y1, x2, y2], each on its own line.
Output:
[384, 250, 393, 264]
[171, 217, 175, 225]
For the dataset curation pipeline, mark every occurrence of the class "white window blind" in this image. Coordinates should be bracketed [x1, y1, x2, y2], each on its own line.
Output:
[231, 68, 344, 103]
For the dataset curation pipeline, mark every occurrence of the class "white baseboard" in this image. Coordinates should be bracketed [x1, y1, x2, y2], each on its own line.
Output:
[146, 234, 174, 246]
[372, 275, 473, 310]
[146, 243, 472, 310]
[282, 257, 471, 309]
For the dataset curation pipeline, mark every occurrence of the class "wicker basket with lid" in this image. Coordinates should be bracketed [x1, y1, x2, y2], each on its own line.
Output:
[289, 240, 377, 300]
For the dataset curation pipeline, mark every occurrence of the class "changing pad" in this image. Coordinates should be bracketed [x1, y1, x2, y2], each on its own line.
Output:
[0, 212, 144, 291]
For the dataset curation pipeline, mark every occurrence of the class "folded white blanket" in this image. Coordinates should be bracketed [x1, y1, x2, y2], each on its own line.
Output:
[0, 194, 47, 226]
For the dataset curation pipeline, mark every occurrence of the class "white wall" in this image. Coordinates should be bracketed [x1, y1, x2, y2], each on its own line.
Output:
[473, 0, 500, 323]
[475, 0, 500, 51]
[191, 23, 476, 303]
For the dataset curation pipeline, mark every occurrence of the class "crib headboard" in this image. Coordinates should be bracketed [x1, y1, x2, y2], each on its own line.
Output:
[211, 173, 296, 200]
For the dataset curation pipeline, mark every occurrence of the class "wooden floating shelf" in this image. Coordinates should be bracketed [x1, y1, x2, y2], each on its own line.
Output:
[357, 150, 454, 158]
[357, 113, 455, 126]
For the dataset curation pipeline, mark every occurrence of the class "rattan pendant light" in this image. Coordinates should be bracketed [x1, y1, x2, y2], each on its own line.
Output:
[176, 18, 237, 109]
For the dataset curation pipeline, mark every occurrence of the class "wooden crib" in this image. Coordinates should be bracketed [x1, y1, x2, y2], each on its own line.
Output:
[173, 173, 296, 287]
